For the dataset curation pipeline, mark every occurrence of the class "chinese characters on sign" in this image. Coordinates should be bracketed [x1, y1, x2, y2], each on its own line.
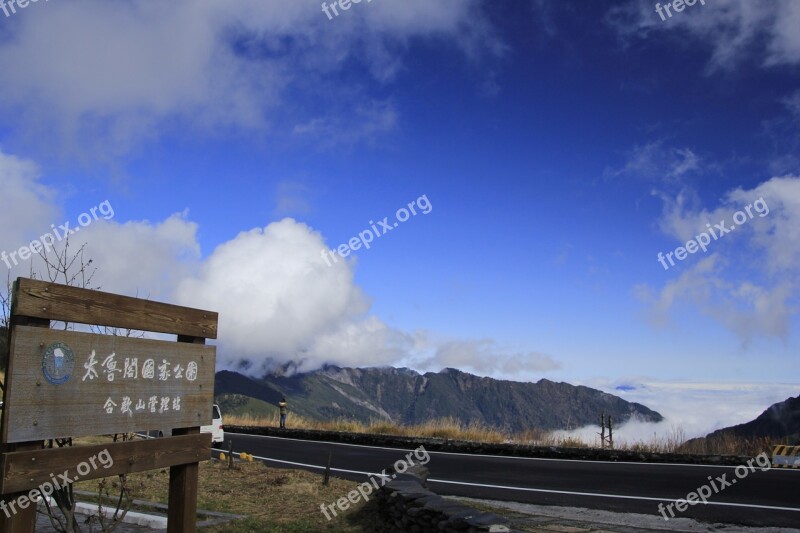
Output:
[81, 351, 198, 417]
[103, 395, 182, 416]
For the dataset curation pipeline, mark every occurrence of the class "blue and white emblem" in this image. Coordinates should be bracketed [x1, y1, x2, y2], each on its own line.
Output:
[42, 342, 75, 385]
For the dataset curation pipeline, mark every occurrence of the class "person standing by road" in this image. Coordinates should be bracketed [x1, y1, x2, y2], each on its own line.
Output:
[278, 397, 287, 429]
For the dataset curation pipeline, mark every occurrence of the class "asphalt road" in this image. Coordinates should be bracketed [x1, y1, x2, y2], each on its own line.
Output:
[224, 432, 800, 529]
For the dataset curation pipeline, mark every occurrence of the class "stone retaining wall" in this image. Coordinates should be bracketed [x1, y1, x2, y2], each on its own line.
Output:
[376, 464, 521, 533]
[226, 425, 756, 466]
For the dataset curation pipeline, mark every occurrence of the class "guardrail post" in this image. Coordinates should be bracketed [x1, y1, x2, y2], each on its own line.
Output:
[599, 414, 606, 449]
[608, 416, 613, 449]
[323, 451, 331, 486]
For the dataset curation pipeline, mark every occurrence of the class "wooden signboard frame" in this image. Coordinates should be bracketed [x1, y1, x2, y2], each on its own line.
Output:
[0, 278, 219, 533]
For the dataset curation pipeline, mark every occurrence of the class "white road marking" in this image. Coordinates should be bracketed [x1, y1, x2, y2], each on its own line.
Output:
[228, 431, 798, 471]
[426, 478, 800, 513]
[212, 448, 800, 514]
[221, 451, 392, 478]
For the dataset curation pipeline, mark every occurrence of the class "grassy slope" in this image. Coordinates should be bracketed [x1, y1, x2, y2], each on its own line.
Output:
[216, 372, 391, 423]
[217, 394, 280, 418]
[73, 457, 383, 532]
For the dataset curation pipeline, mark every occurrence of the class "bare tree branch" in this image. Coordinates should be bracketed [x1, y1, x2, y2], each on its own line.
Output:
[23, 238, 137, 532]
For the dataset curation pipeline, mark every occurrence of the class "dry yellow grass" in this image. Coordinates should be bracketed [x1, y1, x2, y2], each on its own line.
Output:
[226, 413, 781, 456]
[72, 457, 381, 532]
[226, 414, 508, 443]
[677, 433, 776, 457]
[514, 428, 590, 448]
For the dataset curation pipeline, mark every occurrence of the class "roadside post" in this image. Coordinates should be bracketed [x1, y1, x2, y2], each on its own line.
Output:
[771, 445, 800, 468]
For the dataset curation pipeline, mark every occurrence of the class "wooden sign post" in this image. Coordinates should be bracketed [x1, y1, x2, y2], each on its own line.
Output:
[0, 278, 218, 532]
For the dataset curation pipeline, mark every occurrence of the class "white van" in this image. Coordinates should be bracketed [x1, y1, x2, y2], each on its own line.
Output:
[201, 404, 224, 447]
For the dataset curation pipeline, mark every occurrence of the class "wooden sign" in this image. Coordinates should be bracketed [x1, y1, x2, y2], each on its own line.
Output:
[3, 327, 215, 443]
[0, 434, 211, 494]
[10, 278, 216, 339]
[0, 277, 219, 533]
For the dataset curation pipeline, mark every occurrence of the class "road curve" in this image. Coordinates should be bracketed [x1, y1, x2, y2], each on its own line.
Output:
[223, 432, 800, 529]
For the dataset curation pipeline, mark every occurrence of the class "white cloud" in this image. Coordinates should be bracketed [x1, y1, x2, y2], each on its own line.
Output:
[605, 141, 701, 184]
[309, 315, 416, 373]
[638, 175, 800, 343]
[0, 149, 200, 309]
[0, 171, 418, 375]
[0, 151, 542, 378]
[173, 217, 416, 376]
[417, 338, 561, 378]
[764, 91, 800, 175]
[0, 0, 499, 158]
[273, 180, 314, 217]
[654, 175, 800, 274]
[292, 99, 399, 149]
[608, 0, 800, 72]
[0, 150, 59, 263]
[0, 148, 553, 378]
[728, 176, 800, 273]
[636, 257, 795, 342]
[766, 0, 800, 66]
[561, 378, 800, 443]
[784, 90, 800, 120]
[76, 212, 201, 299]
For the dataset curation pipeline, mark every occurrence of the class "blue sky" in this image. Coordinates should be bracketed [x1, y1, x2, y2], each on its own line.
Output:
[1, 0, 799, 438]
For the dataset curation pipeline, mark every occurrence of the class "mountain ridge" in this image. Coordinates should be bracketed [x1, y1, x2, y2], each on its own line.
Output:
[215, 365, 663, 432]
[699, 394, 800, 444]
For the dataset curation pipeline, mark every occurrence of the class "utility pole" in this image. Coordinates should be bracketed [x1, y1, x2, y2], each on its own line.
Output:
[598, 413, 614, 449]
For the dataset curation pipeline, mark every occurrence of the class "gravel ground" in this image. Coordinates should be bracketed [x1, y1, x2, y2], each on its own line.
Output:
[447, 497, 800, 533]
[35, 513, 153, 532]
